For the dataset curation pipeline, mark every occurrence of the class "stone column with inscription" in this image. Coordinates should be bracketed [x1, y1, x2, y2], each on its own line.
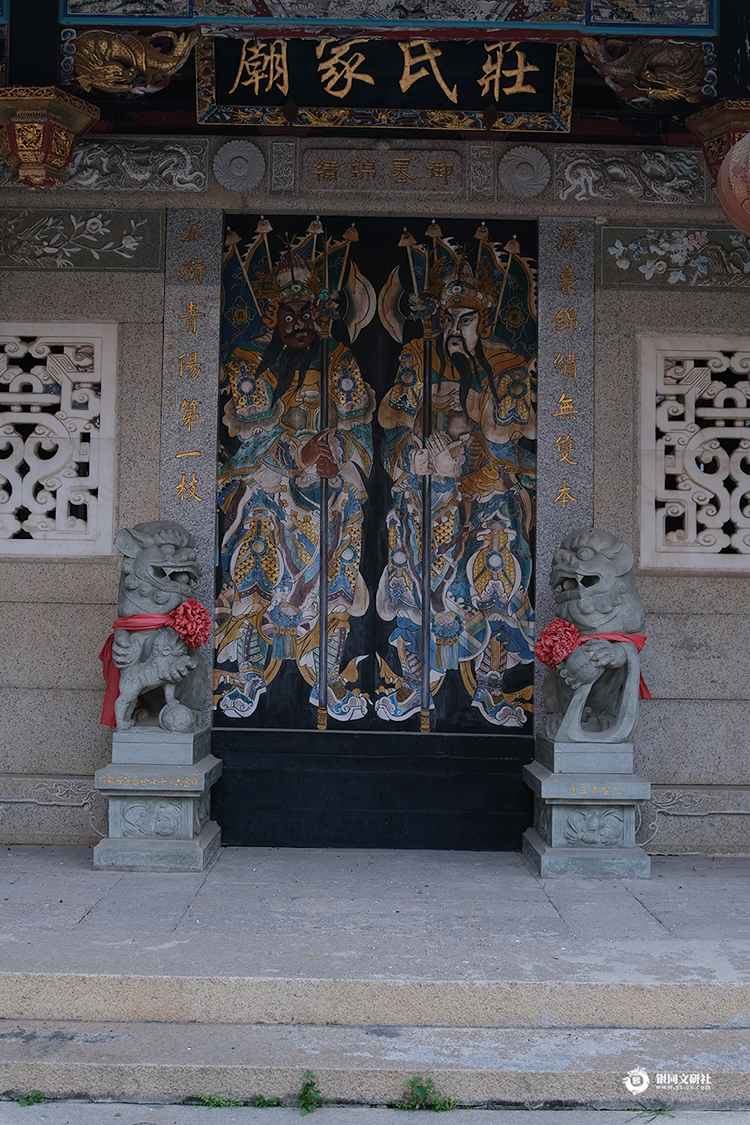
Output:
[93, 212, 223, 872]
[160, 211, 222, 723]
[524, 220, 650, 877]
[535, 217, 595, 651]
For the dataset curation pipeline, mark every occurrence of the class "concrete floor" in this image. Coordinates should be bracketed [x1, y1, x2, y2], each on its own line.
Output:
[2, 845, 750, 944]
[0, 847, 749, 1113]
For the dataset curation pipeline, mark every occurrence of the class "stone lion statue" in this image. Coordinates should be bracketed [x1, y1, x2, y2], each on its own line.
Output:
[101, 521, 210, 733]
[541, 528, 647, 743]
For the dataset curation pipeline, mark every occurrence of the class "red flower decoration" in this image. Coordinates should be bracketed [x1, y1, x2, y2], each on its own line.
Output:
[536, 619, 582, 669]
[169, 598, 212, 648]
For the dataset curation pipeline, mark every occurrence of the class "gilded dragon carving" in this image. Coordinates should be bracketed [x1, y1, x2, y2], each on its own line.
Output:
[73, 30, 197, 95]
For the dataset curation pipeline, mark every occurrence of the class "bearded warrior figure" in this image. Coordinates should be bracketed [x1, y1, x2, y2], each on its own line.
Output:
[214, 219, 376, 723]
[375, 225, 537, 727]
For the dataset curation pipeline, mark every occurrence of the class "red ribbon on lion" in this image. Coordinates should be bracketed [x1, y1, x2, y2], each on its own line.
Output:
[99, 598, 212, 727]
[536, 619, 651, 700]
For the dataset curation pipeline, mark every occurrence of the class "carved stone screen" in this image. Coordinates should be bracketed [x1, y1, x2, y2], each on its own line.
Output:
[640, 335, 750, 570]
[212, 214, 537, 849]
[0, 324, 117, 556]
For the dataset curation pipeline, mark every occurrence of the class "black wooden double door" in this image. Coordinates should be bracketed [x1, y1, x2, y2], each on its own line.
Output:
[211, 213, 537, 849]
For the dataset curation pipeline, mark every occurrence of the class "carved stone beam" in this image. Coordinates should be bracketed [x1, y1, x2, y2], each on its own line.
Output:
[0, 86, 99, 188]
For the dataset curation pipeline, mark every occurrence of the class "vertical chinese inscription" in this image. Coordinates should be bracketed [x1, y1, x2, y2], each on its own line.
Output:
[160, 210, 222, 633]
[536, 217, 594, 674]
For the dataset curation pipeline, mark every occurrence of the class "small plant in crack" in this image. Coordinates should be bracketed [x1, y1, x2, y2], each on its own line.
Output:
[393, 1076, 458, 1111]
[297, 1070, 324, 1115]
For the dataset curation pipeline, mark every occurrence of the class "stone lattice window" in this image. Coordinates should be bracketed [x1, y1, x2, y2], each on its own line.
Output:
[640, 335, 750, 570]
[0, 323, 117, 556]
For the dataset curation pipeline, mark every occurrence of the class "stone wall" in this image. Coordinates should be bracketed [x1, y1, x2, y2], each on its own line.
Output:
[0, 270, 164, 844]
[0, 134, 747, 853]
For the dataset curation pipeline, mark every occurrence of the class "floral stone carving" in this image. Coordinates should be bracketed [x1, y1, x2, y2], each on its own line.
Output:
[213, 140, 265, 193]
[100, 520, 211, 733]
[498, 146, 551, 198]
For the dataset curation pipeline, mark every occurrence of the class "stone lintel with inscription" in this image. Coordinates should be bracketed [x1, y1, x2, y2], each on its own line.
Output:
[525, 761, 651, 802]
[95, 754, 222, 793]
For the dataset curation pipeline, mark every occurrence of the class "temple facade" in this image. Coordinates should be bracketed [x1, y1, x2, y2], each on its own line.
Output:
[1, 0, 749, 857]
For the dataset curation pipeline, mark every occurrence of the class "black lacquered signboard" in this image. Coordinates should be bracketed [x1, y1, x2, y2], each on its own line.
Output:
[197, 35, 575, 131]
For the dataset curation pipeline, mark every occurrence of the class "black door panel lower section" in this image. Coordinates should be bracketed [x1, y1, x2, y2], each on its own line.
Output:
[212, 728, 534, 850]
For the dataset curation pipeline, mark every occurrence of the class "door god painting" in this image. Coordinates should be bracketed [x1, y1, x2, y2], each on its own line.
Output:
[215, 219, 377, 724]
[376, 226, 536, 728]
[214, 215, 537, 734]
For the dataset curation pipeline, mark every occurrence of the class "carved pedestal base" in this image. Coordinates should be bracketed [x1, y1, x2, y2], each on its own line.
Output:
[522, 747, 651, 878]
[93, 728, 222, 871]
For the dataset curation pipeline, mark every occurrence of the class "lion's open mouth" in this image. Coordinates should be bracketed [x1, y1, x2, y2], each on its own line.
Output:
[148, 562, 200, 591]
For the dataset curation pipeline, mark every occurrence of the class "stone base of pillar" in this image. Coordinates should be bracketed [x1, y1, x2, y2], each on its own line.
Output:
[93, 819, 221, 872]
[522, 749, 651, 878]
[522, 827, 651, 877]
[93, 728, 222, 872]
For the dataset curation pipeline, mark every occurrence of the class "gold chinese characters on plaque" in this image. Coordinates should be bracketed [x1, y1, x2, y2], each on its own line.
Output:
[197, 36, 575, 132]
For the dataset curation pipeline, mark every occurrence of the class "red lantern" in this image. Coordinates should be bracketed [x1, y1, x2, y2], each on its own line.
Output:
[0, 87, 99, 189]
[717, 133, 750, 237]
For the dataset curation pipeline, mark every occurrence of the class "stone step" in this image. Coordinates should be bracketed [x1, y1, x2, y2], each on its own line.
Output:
[0, 1019, 747, 1110]
[2, 963, 749, 1030]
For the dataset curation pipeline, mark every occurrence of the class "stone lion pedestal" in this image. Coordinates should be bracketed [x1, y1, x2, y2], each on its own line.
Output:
[93, 520, 222, 872]
[523, 529, 651, 878]
[93, 728, 222, 871]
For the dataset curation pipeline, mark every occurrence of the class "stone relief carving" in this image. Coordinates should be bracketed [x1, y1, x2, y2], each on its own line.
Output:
[469, 144, 493, 197]
[600, 227, 750, 288]
[637, 788, 750, 847]
[73, 29, 196, 94]
[0, 210, 163, 270]
[271, 140, 296, 193]
[0, 325, 116, 555]
[541, 529, 647, 743]
[102, 520, 210, 732]
[555, 148, 705, 204]
[213, 140, 265, 193]
[122, 798, 182, 837]
[641, 340, 750, 568]
[564, 807, 624, 847]
[0, 139, 207, 191]
[498, 146, 551, 198]
[69, 139, 206, 191]
[0, 777, 107, 837]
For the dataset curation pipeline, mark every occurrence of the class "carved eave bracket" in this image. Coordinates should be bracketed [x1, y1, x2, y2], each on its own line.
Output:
[687, 98, 750, 181]
[0, 86, 100, 189]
